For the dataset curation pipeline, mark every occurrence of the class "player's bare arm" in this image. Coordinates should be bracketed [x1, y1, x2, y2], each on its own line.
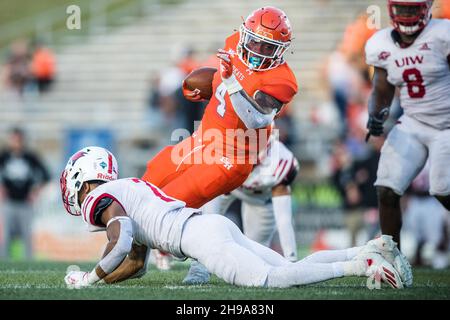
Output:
[366, 67, 396, 137]
[253, 90, 283, 114]
[91, 200, 134, 281]
[103, 242, 148, 284]
[368, 67, 396, 117]
[64, 184, 134, 288]
[272, 183, 290, 197]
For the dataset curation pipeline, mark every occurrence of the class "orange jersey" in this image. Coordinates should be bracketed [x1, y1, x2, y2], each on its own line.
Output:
[142, 33, 298, 208]
[200, 32, 298, 156]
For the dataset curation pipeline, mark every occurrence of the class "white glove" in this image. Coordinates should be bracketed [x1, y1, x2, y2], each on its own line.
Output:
[64, 271, 91, 289]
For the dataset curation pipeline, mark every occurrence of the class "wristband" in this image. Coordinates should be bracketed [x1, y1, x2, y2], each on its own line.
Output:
[222, 74, 243, 95]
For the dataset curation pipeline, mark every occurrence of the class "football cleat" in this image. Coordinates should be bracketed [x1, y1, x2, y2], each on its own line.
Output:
[366, 235, 413, 287]
[182, 261, 210, 285]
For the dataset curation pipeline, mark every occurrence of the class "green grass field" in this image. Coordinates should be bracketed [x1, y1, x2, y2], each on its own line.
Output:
[0, 260, 449, 300]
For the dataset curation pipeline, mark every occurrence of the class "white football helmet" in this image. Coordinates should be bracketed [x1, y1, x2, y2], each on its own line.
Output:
[60, 146, 118, 216]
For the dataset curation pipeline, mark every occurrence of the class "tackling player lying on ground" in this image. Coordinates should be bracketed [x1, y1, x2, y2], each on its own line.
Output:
[183, 136, 300, 284]
[61, 147, 411, 289]
[365, 0, 450, 251]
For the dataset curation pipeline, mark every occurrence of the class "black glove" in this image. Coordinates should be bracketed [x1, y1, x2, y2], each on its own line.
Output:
[366, 114, 385, 137]
[366, 108, 389, 140]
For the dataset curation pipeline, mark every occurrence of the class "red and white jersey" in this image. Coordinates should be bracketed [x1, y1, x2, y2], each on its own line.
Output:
[80, 178, 199, 258]
[365, 19, 450, 130]
[232, 140, 298, 205]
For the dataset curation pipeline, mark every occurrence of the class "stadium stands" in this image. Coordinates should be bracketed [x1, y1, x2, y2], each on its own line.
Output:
[0, 0, 388, 175]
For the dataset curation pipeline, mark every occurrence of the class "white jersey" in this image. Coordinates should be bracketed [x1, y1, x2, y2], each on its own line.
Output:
[365, 19, 450, 130]
[232, 140, 298, 206]
[80, 178, 199, 258]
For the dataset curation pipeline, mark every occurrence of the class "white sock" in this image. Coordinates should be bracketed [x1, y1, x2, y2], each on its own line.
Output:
[267, 262, 341, 288]
[331, 262, 345, 277]
[346, 246, 365, 260]
[299, 246, 365, 264]
[340, 260, 366, 276]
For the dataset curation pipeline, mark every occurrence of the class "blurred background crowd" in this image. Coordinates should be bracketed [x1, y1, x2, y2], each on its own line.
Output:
[0, 0, 449, 268]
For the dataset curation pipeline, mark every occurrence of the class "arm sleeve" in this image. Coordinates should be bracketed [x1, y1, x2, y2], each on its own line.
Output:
[229, 92, 277, 129]
[272, 195, 297, 261]
[97, 216, 134, 274]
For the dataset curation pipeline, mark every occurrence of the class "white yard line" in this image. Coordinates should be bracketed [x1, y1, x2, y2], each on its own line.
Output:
[0, 284, 66, 289]
[163, 285, 212, 291]
[0, 284, 213, 290]
[0, 270, 60, 273]
[0, 284, 153, 289]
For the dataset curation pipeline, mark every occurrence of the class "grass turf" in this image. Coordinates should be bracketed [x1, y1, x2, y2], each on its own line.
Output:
[0, 260, 449, 300]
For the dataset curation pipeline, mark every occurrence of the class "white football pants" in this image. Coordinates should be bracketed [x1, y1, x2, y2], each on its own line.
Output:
[202, 194, 297, 261]
[180, 214, 362, 288]
[376, 114, 450, 196]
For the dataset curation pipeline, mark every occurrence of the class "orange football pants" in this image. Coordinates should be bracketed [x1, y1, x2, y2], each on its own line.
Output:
[141, 135, 253, 209]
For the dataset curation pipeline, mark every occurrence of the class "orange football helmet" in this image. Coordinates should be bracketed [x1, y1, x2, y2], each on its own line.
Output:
[237, 6, 292, 71]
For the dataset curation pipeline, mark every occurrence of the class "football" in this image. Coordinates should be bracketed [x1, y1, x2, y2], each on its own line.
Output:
[183, 67, 217, 100]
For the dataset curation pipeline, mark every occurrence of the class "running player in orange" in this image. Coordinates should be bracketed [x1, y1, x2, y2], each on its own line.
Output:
[142, 6, 298, 208]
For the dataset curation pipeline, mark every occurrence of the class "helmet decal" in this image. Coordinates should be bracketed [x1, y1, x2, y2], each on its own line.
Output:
[70, 151, 87, 165]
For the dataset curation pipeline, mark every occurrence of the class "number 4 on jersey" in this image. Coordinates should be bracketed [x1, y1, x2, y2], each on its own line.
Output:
[215, 82, 227, 117]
